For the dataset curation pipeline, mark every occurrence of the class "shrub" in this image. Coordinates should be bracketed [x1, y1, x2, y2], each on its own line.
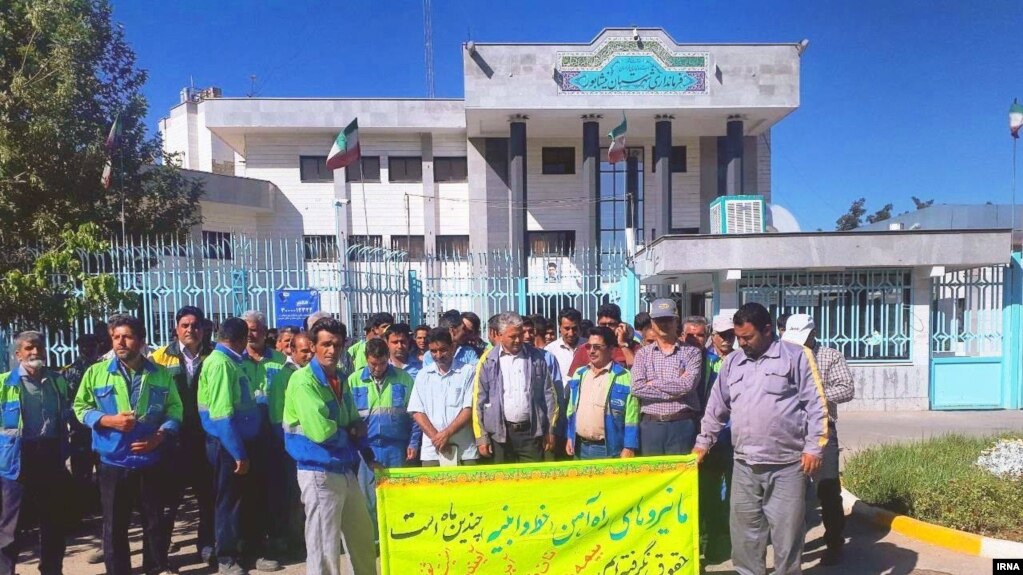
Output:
[844, 433, 1023, 541]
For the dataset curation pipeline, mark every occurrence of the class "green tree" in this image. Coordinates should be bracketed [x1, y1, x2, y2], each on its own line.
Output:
[836, 198, 866, 231]
[0, 224, 137, 329]
[0, 0, 201, 328]
[0, 0, 202, 241]
[912, 196, 935, 210]
[867, 203, 894, 224]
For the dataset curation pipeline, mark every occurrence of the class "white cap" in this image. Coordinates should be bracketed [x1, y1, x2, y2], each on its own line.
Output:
[711, 314, 734, 333]
[781, 314, 815, 346]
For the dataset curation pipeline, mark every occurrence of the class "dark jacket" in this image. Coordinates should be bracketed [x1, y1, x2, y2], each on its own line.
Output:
[151, 340, 211, 439]
[472, 344, 559, 446]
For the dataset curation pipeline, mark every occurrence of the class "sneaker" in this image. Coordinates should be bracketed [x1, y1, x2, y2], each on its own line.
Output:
[218, 561, 248, 575]
[201, 546, 216, 566]
[86, 549, 104, 564]
[254, 557, 281, 572]
[821, 545, 843, 566]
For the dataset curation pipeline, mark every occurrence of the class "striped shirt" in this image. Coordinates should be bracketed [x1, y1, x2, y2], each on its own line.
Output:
[630, 341, 703, 416]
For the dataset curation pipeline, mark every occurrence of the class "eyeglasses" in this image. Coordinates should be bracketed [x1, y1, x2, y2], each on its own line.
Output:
[589, 344, 609, 351]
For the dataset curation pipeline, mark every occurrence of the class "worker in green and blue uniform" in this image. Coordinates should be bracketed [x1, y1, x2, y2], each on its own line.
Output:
[268, 330, 315, 552]
[198, 317, 264, 575]
[347, 312, 393, 373]
[239, 311, 288, 568]
[75, 314, 183, 575]
[564, 326, 639, 460]
[350, 337, 420, 536]
[283, 317, 376, 575]
[0, 330, 73, 575]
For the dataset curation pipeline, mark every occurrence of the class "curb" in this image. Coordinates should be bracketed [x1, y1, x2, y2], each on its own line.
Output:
[842, 488, 1023, 558]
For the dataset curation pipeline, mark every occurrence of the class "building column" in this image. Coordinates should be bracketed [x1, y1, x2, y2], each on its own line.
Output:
[655, 115, 673, 239]
[421, 133, 437, 254]
[581, 115, 601, 250]
[725, 115, 744, 196]
[508, 115, 528, 277]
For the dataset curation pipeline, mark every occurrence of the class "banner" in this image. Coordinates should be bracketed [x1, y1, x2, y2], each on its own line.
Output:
[377, 456, 700, 575]
[273, 289, 320, 328]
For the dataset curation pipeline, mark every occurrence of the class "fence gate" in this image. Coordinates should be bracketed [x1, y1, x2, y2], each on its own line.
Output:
[930, 263, 1009, 409]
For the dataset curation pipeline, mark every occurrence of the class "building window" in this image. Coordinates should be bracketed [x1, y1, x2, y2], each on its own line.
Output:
[388, 157, 423, 183]
[201, 231, 233, 260]
[436, 235, 470, 257]
[651, 145, 687, 173]
[434, 157, 468, 183]
[345, 156, 381, 183]
[739, 269, 913, 361]
[299, 156, 333, 182]
[528, 231, 576, 257]
[599, 147, 644, 252]
[391, 235, 425, 259]
[541, 147, 575, 175]
[303, 235, 339, 262]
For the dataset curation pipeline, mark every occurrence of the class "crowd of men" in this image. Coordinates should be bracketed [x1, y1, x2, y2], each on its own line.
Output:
[0, 299, 853, 575]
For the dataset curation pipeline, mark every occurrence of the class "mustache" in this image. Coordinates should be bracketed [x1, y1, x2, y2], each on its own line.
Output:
[21, 359, 44, 370]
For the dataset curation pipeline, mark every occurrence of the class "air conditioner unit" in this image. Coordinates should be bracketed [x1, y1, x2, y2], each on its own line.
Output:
[710, 195, 766, 235]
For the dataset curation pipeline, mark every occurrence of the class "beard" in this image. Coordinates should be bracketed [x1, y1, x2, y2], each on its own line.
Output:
[21, 359, 44, 370]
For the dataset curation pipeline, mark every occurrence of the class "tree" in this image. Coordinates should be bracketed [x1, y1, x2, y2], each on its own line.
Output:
[0, 0, 201, 328]
[836, 198, 867, 231]
[912, 196, 934, 210]
[0, 224, 137, 329]
[867, 203, 894, 224]
[0, 0, 201, 242]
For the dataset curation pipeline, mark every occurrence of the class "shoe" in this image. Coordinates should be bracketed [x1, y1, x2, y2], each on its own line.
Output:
[168, 541, 181, 553]
[821, 545, 843, 566]
[218, 561, 248, 575]
[201, 546, 216, 566]
[86, 549, 104, 564]
[254, 557, 282, 572]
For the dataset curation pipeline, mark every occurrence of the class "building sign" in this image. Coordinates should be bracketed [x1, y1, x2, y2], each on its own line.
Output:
[274, 289, 320, 328]
[556, 38, 708, 95]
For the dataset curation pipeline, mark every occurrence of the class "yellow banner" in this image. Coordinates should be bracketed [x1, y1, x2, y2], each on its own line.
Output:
[377, 456, 700, 575]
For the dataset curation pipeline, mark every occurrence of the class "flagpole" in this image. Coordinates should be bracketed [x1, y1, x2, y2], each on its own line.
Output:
[119, 143, 125, 247]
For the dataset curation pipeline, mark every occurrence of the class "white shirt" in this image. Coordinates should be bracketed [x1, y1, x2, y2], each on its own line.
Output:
[407, 361, 478, 462]
[181, 345, 201, 380]
[499, 349, 530, 423]
[545, 337, 580, 380]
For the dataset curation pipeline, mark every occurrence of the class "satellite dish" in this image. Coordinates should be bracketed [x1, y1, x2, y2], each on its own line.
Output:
[766, 203, 801, 233]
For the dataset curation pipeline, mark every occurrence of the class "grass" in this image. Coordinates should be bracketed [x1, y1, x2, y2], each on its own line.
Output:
[843, 433, 1023, 542]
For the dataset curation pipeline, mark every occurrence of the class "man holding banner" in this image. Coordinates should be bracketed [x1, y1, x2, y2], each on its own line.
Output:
[473, 312, 559, 463]
[694, 303, 829, 575]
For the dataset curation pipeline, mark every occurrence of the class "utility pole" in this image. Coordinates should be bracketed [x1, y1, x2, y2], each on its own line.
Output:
[423, 0, 435, 98]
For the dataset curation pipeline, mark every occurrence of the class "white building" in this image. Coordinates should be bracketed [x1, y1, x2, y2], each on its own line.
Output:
[160, 28, 795, 260]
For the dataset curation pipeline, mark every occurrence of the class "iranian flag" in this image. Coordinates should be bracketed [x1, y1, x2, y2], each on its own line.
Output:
[607, 115, 627, 164]
[105, 115, 122, 153]
[101, 159, 113, 189]
[326, 118, 361, 170]
[1011, 99, 1023, 139]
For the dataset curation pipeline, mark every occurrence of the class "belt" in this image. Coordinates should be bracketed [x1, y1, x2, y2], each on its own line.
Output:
[506, 421, 531, 432]
[642, 411, 696, 423]
[578, 437, 605, 445]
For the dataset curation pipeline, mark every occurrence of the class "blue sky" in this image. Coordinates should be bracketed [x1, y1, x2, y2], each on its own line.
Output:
[111, 0, 1023, 231]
